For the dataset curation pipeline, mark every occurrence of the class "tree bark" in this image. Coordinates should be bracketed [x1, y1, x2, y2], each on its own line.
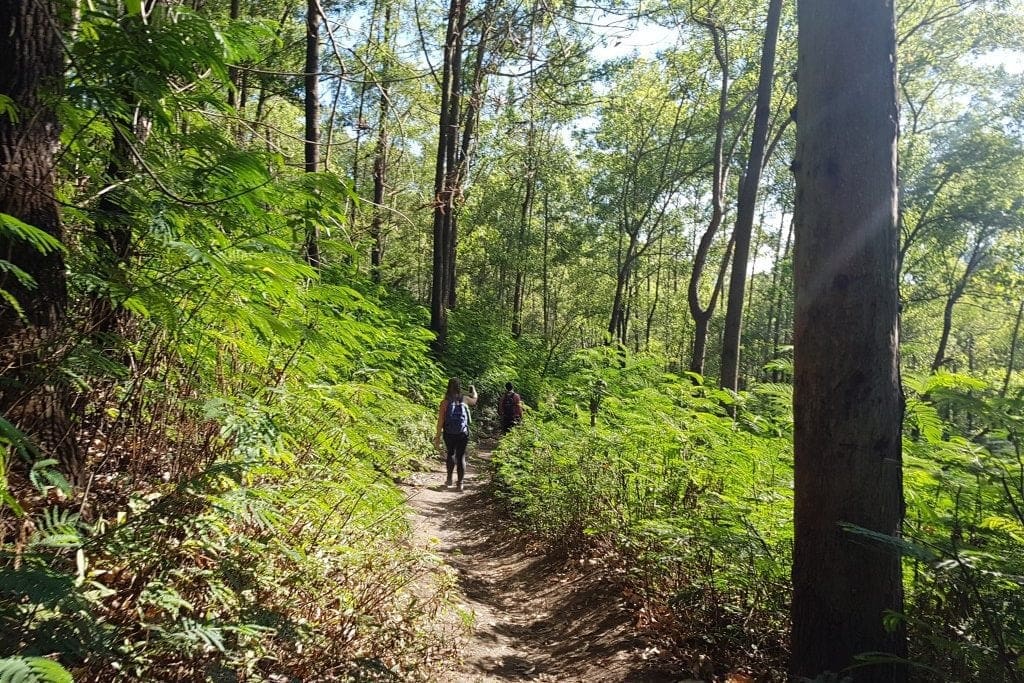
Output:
[791, 1, 906, 680]
[720, 0, 782, 391]
[542, 189, 550, 338]
[429, 0, 466, 353]
[687, 18, 733, 376]
[930, 239, 985, 373]
[0, 0, 81, 483]
[448, 9, 492, 311]
[768, 215, 793, 381]
[608, 231, 638, 344]
[429, 0, 497, 351]
[227, 0, 241, 110]
[304, 0, 321, 269]
[645, 243, 663, 349]
[1001, 300, 1024, 398]
[369, 4, 394, 283]
[512, 121, 536, 338]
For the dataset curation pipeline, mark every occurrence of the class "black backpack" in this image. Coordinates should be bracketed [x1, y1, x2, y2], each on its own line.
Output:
[443, 397, 469, 435]
[502, 391, 522, 421]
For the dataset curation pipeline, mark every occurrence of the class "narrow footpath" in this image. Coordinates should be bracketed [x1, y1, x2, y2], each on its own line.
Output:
[402, 444, 684, 682]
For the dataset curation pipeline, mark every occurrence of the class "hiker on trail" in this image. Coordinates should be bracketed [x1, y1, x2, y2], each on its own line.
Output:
[433, 378, 478, 491]
[497, 381, 523, 434]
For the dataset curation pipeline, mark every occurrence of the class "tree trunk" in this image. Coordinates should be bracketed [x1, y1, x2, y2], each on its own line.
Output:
[369, 4, 393, 283]
[512, 122, 536, 337]
[931, 288, 960, 373]
[303, 0, 321, 268]
[791, 1, 906, 680]
[720, 0, 782, 391]
[0, 0, 81, 483]
[930, 240, 985, 373]
[769, 216, 793, 381]
[542, 189, 550, 338]
[429, 0, 467, 352]
[687, 18, 732, 376]
[90, 106, 145, 336]
[608, 233, 637, 342]
[689, 235, 734, 375]
[1001, 300, 1024, 398]
[227, 0, 241, 110]
[645, 244, 663, 349]
[447, 9, 492, 311]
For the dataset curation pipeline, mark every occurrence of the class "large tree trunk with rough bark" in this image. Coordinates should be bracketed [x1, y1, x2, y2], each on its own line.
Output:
[0, 0, 82, 484]
[791, 1, 906, 680]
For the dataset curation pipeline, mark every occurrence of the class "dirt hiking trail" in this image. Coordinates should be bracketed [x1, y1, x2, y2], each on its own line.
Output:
[403, 444, 686, 682]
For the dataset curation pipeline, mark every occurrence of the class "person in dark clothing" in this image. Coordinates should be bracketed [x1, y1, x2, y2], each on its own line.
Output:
[497, 381, 523, 434]
[433, 377, 478, 491]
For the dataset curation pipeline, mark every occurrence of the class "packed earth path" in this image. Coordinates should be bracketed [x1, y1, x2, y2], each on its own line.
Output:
[402, 440, 688, 683]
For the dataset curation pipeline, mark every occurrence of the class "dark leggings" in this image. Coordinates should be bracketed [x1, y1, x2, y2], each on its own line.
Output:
[442, 432, 469, 482]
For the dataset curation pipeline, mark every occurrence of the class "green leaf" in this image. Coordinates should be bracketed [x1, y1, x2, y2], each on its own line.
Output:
[0, 214, 65, 255]
[0, 94, 18, 122]
[0, 657, 73, 683]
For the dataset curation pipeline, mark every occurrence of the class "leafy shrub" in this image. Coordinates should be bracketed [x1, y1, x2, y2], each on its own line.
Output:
[3, 63, 458, 677]
[491, 348, 793, 677]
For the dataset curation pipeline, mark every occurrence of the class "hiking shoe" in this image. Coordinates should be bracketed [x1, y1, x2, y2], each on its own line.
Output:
[444, 477, 453, 487]
[456, 481, 464, 492]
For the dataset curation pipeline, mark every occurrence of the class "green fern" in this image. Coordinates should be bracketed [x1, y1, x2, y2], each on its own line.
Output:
[29, 506, 82, 549]
[0, 658, 72, 683]
[0, 214, 65, 255]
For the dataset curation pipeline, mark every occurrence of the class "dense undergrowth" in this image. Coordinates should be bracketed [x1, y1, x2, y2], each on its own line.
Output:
[1, 152, 463, 682]
[2, 258, 464, 680]
[1, 5, 470, 679]
[489, 346, 1024, 681]
[1, 260, 465, 680]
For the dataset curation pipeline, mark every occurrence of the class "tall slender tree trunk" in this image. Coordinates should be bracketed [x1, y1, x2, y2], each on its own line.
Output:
[931, 241, 985, 373]
[932, 289, 961, 373]
[90, 109, 142, 335]
[0, 0, 81, 483]
[303, 0, 321, 268]
[227, 0, 241, 110]
[512, 121, 536, 338]
[1001, 300, 1024, 398]
[369, 4, 394, 283]
[542, 190, 551, 338]
[447, 8, 492, 311]
[609, 234, 637, 343]
[769, 216, 793, 380]
[791, 1, 906, 680]
[720, 0, 782, 391]
[645, 244, 663, 349]
[687, 19, 731, 376]
[746, 212, 764, 315]
[689, 235, 734, 375]
[430, 0, 466, 352]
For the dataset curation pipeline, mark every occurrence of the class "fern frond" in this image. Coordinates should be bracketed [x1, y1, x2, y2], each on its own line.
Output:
[0, 214, 65, 255]
[0, 657, 72, 683]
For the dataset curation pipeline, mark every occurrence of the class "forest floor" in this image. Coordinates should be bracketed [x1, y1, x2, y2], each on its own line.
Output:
[402, 441, 689, 683]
